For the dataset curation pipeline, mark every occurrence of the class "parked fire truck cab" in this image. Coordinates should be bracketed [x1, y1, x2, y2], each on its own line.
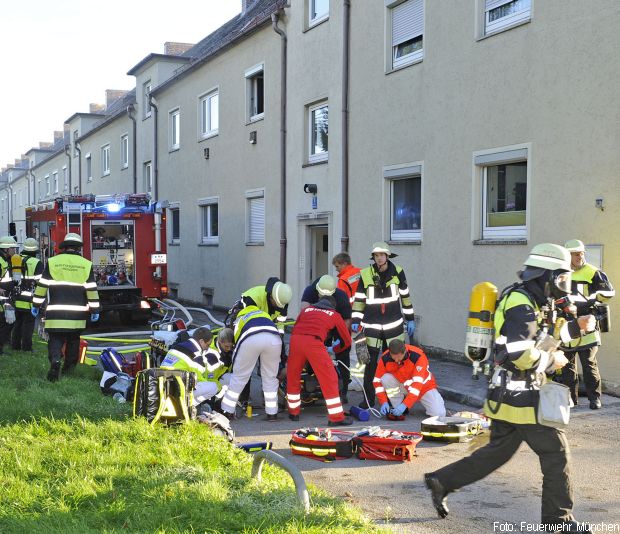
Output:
[26, 193, 167, 323]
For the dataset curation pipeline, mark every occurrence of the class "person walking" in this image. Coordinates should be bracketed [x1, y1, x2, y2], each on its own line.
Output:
[424, 243, 594, 532]
[11, 238, 43, 352]
[32, 233, 100, 381]
[352, 241, 414, 408]
[0, 236, 18, 354]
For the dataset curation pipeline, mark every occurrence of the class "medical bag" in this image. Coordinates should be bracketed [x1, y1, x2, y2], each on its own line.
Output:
[353, 429, 422, 462]
[289, 428, 355, 461]
[420, 415, 483, 443]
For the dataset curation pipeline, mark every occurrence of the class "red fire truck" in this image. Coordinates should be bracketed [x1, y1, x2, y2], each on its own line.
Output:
[26, 193, 168, 322]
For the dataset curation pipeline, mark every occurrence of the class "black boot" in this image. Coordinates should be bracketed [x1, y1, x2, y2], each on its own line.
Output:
[47, 362, 61, 382]
[424, 473, 449, 518]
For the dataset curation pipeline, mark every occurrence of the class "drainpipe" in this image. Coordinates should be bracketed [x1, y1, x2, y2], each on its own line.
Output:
[341, 0, 351, 253]
[272, 9, 288, 281]
[127, 104, 137, 193]
[64, 145, 72, 194]
[75, 141, 82, 195]
[30, 170, 36, 205]
[148, 94, 162, 275]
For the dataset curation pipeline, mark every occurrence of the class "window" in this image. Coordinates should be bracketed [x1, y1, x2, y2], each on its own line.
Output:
[170, 206, 180, 243]
[385, 164, 422, 241]
[86, 153, 92, 182]
[309, 0, 329, 26]
[199, 91, 219, 138]
[144, 161, 152, 195]
[484, 0, 531, 35]
[62, 166, 68, 191]
[246, 190, 265, 245]
[73, 129, 79, 157]
[245, 65, 264, 121]
[143, 81, 152, 118]
[101, 144, 110, 176]
[199, 198, 219, 244]
[388, 0, 424, 69]
[121, 134, 129, 169]
[45, 175, 50, 195]
[52, 171, 58, 193]
[308, 102, 328, 163]
[475, 147, 528, 239]
[169, 109, 180, 150]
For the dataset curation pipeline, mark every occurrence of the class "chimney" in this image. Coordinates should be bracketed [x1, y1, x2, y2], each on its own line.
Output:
[90, 103, 106, 113]
[105, 89, 128, 108]
[164, 42, 194, 56]
[39, 141, 53, 149]
[53, 131, 64, 143]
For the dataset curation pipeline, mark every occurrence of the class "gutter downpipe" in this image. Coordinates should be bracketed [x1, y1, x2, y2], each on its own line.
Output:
[272, 9, 288, 282]
[30, 170, 36, 206]
[75, 142, 82, 195]
[341, 0, 351, 253]
[127, 104, 137, 193]
[64, 145, 72, 194]
[148, 94, 162, 274]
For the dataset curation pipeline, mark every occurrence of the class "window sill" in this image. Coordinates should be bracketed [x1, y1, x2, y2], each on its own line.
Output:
[473, 238, 528, 246]
[246, 114, 264, 125]
[388, 239, 422, 246]
[121, 165, 128, 170]
[386, 56, 423, 75]
[477, 18, 531, 41]
[246, 241, 264, 246]
[305, 16, 329, 32]
[198, 241, 219, 247]
[303, 159, 328, 168]
[143, 114, 151, 121]
[168, 242, 180, 246]
[169, 147, 180, 153]
[199, 131, 219, 142]
[102, 172, 110, 177]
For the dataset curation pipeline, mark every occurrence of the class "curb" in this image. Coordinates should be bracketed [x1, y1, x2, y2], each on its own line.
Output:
[438, 386, 485, 409]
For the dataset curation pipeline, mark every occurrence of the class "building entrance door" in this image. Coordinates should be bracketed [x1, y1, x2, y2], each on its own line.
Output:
[308, 224, 328, 283]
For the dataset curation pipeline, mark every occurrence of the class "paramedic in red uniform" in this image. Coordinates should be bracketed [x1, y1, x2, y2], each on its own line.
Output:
[287, 295, 353, 426]
[375, 339, 446, 418]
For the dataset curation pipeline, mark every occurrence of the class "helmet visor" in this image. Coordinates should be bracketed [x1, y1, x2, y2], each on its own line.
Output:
[553, 271, 572, 295]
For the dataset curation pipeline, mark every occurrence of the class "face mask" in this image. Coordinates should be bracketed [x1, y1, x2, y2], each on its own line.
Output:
[547, 270, 571, 299]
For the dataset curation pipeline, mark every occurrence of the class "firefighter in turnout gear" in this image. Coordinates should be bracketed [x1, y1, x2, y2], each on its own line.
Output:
[32, 233, 100, 382]
[221, 306, 282, 421]
[557, 239, 614, 409]
[424, 244, 595, 532]
[0, 235, 18, 354]
[287, 295, 353, 426]
[352, 242, 414, 408]
[11, 238, 43, 352]
[375, 339, 445, 418]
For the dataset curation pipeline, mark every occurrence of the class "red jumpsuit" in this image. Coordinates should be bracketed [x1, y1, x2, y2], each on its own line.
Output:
[287, 304, 352, 422]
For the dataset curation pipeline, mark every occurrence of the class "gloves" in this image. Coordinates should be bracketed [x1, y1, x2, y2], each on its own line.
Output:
[351, 323, 361, 333]
[407, 320, 416, 338]
[31, 307, 39, 318]
[380, 402, 391, 416]
[391, 403, 407, 417]
[331, 339, 341, 350]
[90, 313, 100, 322]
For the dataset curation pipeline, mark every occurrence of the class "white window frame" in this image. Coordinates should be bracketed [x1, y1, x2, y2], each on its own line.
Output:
[387, 0, 424, 71]
[384, 163, 423, 242]
[144, 161, 153, 195]
[120, 134, 129, 169]
[245, 64, 265, 122]
[52, 171, 59, 193]
[308, 0, 329, 27]
[246, 189, 265, 245]
[484, 0, 531, 36]
[168, 202, 180, 244]
[101, 144, 110, 176]
[473, 145, 530, 241]
[85, 153, 92, 182]
[169, 108, 180, 151]
[198, 197, 219, 245]
[308, 101, 329, 164]
[199, 89, 219, 139]
[62, 166, 68, 191]
[143, 81, 152, 119]
[45, 174, 50, 195]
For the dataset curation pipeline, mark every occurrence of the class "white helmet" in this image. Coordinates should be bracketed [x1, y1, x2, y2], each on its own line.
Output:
[316, 275, 337, 296]
[23, 237, 39, 252]
[564, 239, 585, 253]
[60, 232, 83, 249]
[523, 243, 571, 272]
[271, 281, 292, 308]
[0, 235, 18, 249]
[370, 241, 397, 259]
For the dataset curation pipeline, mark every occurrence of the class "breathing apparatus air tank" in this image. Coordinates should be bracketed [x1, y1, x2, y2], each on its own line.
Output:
[465, 282, 498, 379]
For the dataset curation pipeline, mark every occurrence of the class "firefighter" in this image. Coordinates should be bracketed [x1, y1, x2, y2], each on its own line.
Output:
[287, 295, 353, 425]
[0, 235, 18, 354]
[375, 339, 445, 419]
[11, 238, 43, 352]
[301, 274, 352, 402]
[332, 252, 361, 304]
[221, 306, 282, 421]
[424, 243, 595, 531]
[352, 241, 414, 408]
[31, 233, 100, 382]
[558, 239, 615, 409]
[160, 327, 229, 410]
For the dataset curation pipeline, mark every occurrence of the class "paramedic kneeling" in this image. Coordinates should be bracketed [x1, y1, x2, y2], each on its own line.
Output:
[375, 339, 446, 418]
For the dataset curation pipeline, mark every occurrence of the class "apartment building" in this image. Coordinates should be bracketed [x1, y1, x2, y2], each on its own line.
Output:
[2, 0, 620, 389]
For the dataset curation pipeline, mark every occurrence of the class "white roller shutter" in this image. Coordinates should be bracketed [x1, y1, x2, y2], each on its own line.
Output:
[248, 196, 265, 243]
[486, 0, 512, 11]
[392, 0, 424, 47]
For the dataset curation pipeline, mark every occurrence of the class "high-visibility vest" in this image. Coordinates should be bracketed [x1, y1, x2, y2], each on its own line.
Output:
[14, 255, 42, 310]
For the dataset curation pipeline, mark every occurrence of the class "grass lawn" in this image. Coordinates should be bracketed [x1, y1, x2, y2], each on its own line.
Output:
[0, 337, 383, 534]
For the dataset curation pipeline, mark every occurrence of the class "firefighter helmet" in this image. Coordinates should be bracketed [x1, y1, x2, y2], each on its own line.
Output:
[0, 236, 18, 249]
[271, 281, 292, 308]
[523, 243, 571, 272]
[22, 237, 39, 252]
[316, 274, 337, 296]
[60, 232, 83, 249]
[370, 241, 398, 259]
[564, 239, 585, 253]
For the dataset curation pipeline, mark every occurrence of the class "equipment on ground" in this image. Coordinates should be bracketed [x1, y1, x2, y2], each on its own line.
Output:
[420, 415, 483, 443]
[26, 193, 167, 323]
[353, 429, 422, 461]
[465, 282, 498, 379]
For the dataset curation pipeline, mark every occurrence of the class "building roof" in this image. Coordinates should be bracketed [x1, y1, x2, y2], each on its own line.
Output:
[127, 53, 192, 76]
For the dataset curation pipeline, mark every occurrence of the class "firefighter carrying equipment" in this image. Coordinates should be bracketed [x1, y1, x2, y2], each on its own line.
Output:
[421, 416, 483, 443]
[465, 282, 498, 379]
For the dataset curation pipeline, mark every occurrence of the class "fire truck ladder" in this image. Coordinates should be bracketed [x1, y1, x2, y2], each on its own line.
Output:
[64, 201, 84, 238]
